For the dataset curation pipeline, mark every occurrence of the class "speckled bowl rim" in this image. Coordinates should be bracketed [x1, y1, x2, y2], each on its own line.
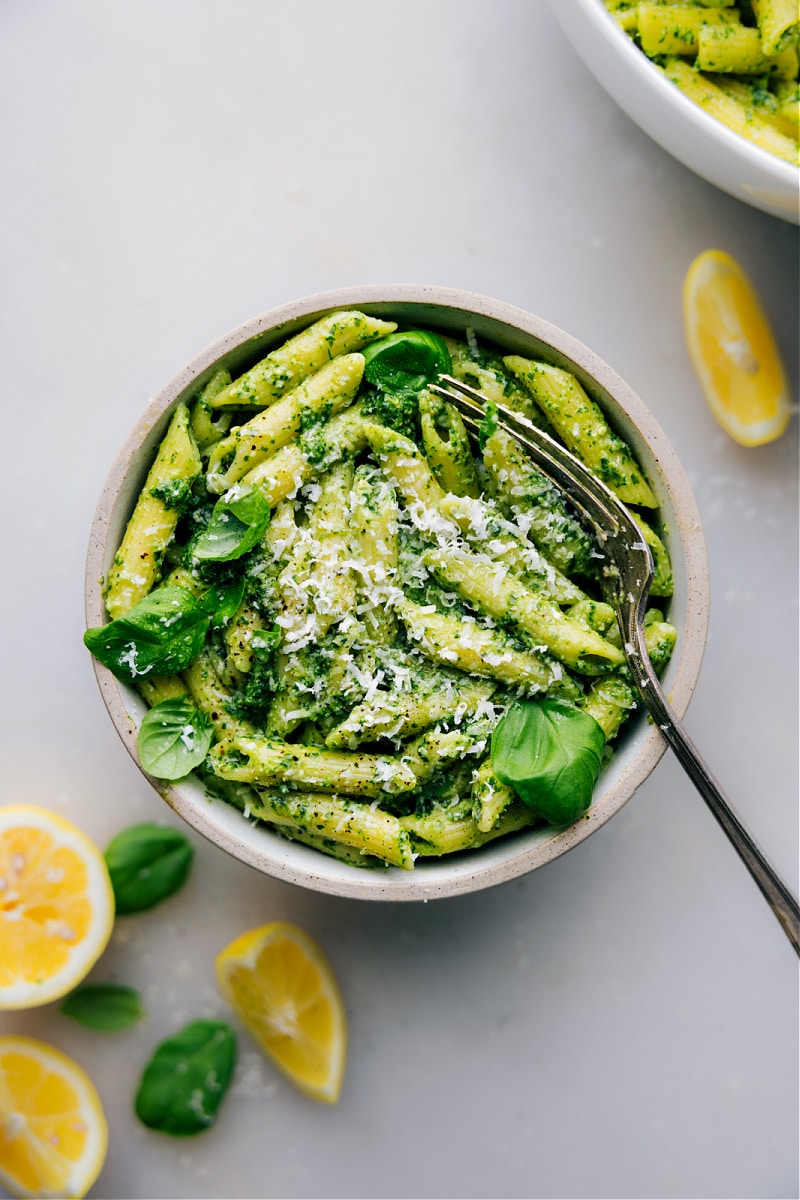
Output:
[85, 284, 710, 902]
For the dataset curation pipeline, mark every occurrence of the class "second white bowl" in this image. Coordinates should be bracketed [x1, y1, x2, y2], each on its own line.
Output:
[550, 0, 800, 224]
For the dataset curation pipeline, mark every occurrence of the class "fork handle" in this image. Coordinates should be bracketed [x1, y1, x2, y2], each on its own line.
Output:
[629, 651, 800, 954]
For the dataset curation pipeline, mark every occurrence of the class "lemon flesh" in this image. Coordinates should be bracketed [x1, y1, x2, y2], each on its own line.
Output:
[683, 249, 790, 447]
[216, 921, 347, 1103]
[0, 1035, 107, 1200]
[0, 806, 115, 1010]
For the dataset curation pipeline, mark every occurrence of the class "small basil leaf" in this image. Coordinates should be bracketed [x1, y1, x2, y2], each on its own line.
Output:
[362, 330, 451, 396]
[61, 983, 146, 1031]
[84, 586, 210, 683]
[491, 698, 606, 826]
[137, 698, 213, 781]
[135, 1020, 237, 1137]
[198, 576, 247, 631]
[192, 484, 270, 562]
[105, 822, 195, 915]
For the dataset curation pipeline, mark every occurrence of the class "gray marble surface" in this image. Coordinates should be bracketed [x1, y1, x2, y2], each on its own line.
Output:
[1, 3, 797, 1198]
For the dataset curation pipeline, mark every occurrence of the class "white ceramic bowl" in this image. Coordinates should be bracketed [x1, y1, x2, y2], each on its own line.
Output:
[550, 0, 800, 225]
[85, 285, 710, 901]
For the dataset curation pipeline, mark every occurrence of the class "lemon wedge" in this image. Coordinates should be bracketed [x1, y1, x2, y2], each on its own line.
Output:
[0, 1035, 107, 1199]
[683, 249, 791, 447]
[215, 921, 347, 1104]
[0, 805, 115, 1010]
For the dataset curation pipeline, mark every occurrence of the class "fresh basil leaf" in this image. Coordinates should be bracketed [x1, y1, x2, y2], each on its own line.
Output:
[135, 1020, 236, 1137]
[137, 698, 213, 781]
[61, 983, 146, 1031]
[491, 698, 606, 826]
[192, 484, 270, 562]
[105, 822, 195, 915]
[199, 577, 246, 631]
[84, 586, 210, 683]
[362, 330, 451, 396]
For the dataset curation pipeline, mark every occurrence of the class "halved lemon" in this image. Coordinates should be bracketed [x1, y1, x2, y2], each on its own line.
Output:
[0, 806, 115, 1010]
[683, 249, 791, 447]
[215, 921, 347, 1104]
[0, 1035, 107, 1199]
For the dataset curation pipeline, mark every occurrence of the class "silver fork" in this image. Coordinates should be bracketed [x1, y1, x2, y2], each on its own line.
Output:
[429, 373, 800, 954]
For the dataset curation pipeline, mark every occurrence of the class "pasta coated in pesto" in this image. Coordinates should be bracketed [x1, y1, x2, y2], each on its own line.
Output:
[87, 310, 677, 871]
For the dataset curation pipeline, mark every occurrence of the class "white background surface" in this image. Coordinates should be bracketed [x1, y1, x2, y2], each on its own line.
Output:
[1, 3, 797, 1198]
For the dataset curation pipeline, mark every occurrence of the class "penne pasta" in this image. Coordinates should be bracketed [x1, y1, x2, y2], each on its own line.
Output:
[601, 0, 800, 164]
[105, 403, 202, 619]
[395, 595, 580, 696]
[208, 311, 396, 409]
[503, 357, 658, 508]
[210, 735, 419, 798]
[206, 353, 364, 493]
[419, 390, 481, 497]
[422, 546, 626, 674]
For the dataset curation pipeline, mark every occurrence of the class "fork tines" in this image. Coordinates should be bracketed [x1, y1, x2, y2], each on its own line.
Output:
[429, 373, 627, 537]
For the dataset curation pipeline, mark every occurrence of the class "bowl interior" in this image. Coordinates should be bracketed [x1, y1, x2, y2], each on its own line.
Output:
[86, 285, 710, 901]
